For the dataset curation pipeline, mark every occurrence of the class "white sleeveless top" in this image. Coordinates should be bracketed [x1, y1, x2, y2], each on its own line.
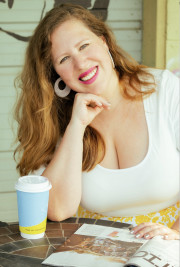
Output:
[81, 69, 180, 217]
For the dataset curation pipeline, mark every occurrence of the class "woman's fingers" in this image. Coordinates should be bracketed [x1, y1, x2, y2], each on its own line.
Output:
[131, 223, 161, 239]
[139, 226, 165, 239]
[131, 222, 154, 235]
[71, 93, 111, 127]
[83, 94, 111, 109]
[130, 222, 180, 240]
[163, 230, 180, 240]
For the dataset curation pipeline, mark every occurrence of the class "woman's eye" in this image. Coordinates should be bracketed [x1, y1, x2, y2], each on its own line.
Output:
[60, 56, 69, 64]
[80, 43, 89, 50]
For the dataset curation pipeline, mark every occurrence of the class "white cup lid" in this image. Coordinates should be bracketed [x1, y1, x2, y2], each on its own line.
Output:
[15, 175, 52, 193]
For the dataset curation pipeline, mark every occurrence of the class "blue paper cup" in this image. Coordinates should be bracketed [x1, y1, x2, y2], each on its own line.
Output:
[15, 175, 52, 239]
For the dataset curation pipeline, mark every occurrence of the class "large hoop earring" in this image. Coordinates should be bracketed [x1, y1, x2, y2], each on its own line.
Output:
[54, 77, 71, 98]
[108, 50, 115, 69]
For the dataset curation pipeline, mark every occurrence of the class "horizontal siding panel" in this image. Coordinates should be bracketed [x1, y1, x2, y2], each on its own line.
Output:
[0, 0, 53, 24]
[0, 42, 28, 54]
[0, 114, 12, 129]
[117, 40, 141, 51]
[0, 130, 17, 152]
[0, 24, 36, 39]
[109, 0, 142, 9]
[0, 151, 19, 221]
[107, 9, 142, 21]
[0, 85, 17, 97]
[0, 66, 21, 73]
[0, 138, 18, 152]
[0, 152, 19, 192]
[0, 129, 14, 140]
[0, 111, 18, 151]
[0, 22, 37, 32]
[114, 29, 141, 41]
[0, 96, 15, 113]
[0, 140, 16, 151]
[0, 54, 25, 67]
[0, 192, 18, 222]
[0, 67, 21, 96]
[0, 173, 19, 192]
[0, 170, 19, 192]
[0, 152, 17, 169]
[0, 10, 43, 23]
[128, 51, 141, 62]
[0, 45, 27, 64]
[108, 21, 141, 29]
[0, 173, 18, 192]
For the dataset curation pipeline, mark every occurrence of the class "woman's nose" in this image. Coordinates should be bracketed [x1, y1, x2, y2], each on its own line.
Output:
[73, 54, 87, 70]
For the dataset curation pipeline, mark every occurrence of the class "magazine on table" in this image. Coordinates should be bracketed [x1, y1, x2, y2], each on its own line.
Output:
[42, 223, 179, 267]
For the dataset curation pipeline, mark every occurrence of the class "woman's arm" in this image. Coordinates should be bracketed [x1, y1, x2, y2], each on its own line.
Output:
[43, 119, 85, 221]
[42, 93, 110, 221]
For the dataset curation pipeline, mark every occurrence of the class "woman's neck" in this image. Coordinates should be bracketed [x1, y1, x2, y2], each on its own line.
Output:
[101, 70, 125, 110]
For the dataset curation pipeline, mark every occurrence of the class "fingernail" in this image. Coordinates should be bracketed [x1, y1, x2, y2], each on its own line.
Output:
[164, 235, 168, 239]
[135, 234, 141, 238]
[145, 234, 150, 239]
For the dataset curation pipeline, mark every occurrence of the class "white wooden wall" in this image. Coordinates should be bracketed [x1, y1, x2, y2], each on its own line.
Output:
[0, 0, 142, 222]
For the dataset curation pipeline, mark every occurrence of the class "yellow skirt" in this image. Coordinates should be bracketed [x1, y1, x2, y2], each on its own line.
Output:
[76, 202, 180, 228]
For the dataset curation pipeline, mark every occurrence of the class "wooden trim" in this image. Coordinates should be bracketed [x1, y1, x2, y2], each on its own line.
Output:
[142, 0, 166, 68]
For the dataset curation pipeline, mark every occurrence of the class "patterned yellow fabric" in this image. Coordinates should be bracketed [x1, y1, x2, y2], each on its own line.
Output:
[76, 202, 180, 228]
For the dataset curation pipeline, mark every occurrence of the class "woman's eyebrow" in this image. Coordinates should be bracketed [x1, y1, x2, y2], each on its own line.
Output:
[53, 38, 89, 63]
[74, 38, 89, 48]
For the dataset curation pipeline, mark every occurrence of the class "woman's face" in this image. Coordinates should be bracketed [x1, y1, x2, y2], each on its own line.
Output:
[51, 19, 114, 96]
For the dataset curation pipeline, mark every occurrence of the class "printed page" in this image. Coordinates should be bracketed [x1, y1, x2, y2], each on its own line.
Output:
[125, 236, 179, 267]
[42, 224, 146, 267]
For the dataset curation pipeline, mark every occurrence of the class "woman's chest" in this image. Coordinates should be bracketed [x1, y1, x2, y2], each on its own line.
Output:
[94, 100, 149, 169]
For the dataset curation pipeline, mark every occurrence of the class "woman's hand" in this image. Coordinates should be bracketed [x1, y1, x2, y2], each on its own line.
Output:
[130, 222, 180, 240]
[70, 93, 111, 127]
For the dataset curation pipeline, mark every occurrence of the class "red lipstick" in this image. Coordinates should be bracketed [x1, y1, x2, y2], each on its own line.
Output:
[79, 66, 99, 85]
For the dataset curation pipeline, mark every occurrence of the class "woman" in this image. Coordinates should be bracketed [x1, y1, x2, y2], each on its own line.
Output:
[14, 4, 179, 240]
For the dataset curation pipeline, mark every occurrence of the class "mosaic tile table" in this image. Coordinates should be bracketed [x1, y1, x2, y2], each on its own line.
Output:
[0, 218, 130, 267]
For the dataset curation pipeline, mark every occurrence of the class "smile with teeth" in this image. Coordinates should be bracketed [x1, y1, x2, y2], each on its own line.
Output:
[80, 67, 98, 81]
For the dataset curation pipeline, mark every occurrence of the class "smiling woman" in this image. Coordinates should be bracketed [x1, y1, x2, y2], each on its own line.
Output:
[14, 3, 179, 241]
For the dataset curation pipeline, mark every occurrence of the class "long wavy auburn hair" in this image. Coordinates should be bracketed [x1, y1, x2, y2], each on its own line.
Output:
[14, 3, 155, 175]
